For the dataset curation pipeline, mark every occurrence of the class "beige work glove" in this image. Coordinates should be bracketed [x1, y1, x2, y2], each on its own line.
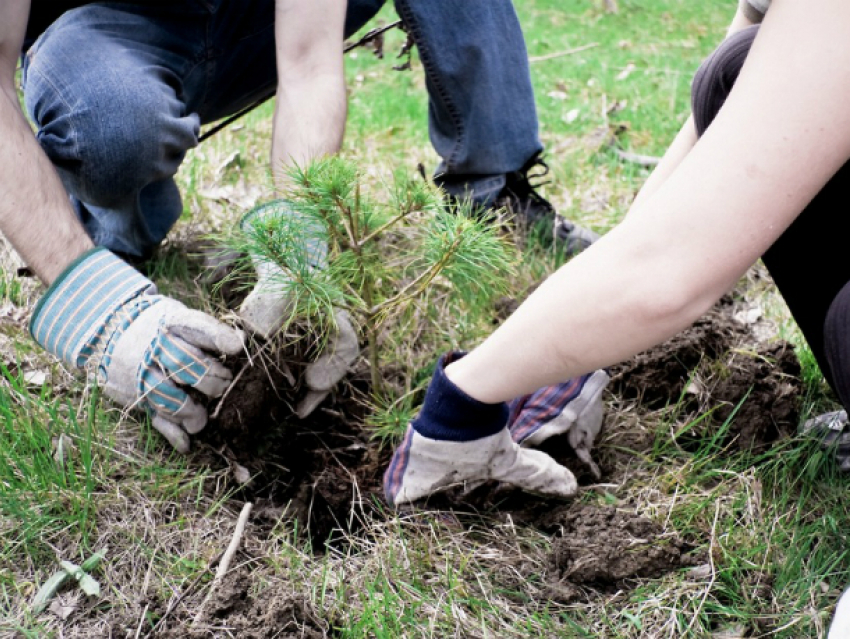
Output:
[238, 201, 359, 417]
[31, 248, 244, 453]
[383, 352, 578, 507]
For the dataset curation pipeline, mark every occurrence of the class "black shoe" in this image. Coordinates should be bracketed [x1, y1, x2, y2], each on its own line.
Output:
[803, 409, 850, 472]
[438, 154, 599, 257]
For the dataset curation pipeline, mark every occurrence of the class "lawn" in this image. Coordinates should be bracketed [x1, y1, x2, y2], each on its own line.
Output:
[2, 1, 848, 637]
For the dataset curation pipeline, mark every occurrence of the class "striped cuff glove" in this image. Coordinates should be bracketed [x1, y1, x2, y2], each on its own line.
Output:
[383, 353, 579, 507]
[508, 369, 609, 479]
[31, 248, 244, 452]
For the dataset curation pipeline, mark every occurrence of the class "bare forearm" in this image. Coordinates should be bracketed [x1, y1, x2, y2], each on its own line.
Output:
[0, 82, 93, 284]
[271, 75, 346, 189]
[445, 215, 724, 403]
[272, 0, 347, 191]
[447, 0, 850, 403]
[628, 116, 697, 213]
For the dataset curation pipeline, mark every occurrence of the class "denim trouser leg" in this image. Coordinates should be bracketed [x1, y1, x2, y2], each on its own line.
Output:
[21, 5, 218, 259]
[393, 0, 543, 205]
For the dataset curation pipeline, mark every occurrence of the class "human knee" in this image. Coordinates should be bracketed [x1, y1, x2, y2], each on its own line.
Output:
[824, 282, 850, 408]
[26, 58, 197, 206]
[691, 24, 759, 136]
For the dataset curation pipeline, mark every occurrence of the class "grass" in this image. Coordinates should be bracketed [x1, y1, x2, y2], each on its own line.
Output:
[2, 1, 848, 637]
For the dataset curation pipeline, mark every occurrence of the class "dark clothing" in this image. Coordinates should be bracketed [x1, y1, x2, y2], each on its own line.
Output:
[22, 0, 543, 256]
[691, 24, 850, 411]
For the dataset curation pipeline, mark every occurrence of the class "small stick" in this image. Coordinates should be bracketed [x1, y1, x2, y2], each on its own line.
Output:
[210, 360, 252, 420]
[529, 42, 599, 63]
[191, 502, 253, 627]
[614, 148, 661, 167]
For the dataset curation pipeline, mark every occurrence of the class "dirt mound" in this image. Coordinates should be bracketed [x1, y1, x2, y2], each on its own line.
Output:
[610, 298, 803, 454]
[488, 503, 702, 604]
[538, 504, 702, 602]
[157, 568, 332, 638]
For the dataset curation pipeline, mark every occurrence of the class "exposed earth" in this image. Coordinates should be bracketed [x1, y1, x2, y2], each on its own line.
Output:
[141, 285, 806, 635]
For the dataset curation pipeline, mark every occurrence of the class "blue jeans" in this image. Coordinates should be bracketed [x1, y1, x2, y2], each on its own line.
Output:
[23, 0, 542, 258]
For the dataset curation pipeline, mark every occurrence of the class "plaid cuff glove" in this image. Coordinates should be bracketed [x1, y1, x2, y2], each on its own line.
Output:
[383, 352, 579, 507]
[509, 369, 609, 478]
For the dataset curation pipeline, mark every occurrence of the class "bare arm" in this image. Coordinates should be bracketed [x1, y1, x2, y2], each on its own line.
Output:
[448, 0, 850, 402]
[0, 0, 93, 283]
[271, 0, 347, 190]
[629, 6, 757, 212]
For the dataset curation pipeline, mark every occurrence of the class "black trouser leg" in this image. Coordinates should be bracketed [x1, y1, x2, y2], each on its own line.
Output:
[691, 24, 850, 407]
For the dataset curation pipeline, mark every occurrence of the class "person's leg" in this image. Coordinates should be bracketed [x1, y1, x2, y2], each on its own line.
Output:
[692, 24, 850, 395]
[392, 0, 597, 254]
[392, 0, 541, 198]
[198, 0, 386, 127]
[22, 4, 213, 260]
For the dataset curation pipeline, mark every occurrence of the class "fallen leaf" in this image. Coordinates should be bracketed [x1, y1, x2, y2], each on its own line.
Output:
[48, 598, 77, 620]
[616, 63, 636, 81]
[23, 370, 47, 386]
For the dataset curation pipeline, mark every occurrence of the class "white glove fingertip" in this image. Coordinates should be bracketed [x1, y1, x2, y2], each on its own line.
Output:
[296, 389, 329, 419]
[192, 361, 234, 399]
[175, 397, 208, 435]
[239, 290, 291, 339]
[513, 447, 579, 498]
[168, 308, 246, 355]
[151, 416, 191, 454]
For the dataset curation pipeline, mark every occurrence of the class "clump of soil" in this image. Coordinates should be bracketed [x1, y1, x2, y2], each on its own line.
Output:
[488, 503, 703, 604]
[537, 504, 702, 602]
[158, 568, 332, 638]
[195, 333, 389, 546]
[609, 297, 803, 454]
[609, 300, 750, 408]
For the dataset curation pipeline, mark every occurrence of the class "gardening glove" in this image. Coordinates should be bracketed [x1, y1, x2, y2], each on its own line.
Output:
[384, 352, 578, 507]
[509, 369, 610, 479]
[802, 409, 850, 472]
[237, 200, 359, 417]
[30, 248, 244, 453]
[829, 586, 850, 638]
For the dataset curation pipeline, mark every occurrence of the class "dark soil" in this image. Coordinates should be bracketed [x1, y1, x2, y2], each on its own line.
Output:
[195, 332, 390, 547]
[609, 296, 803, 454]
[157, 568, 332, 638]
[184, 282, 802, 629]
[537, 504, 702, 602]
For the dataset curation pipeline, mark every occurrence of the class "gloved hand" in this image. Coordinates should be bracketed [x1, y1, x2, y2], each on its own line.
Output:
[383, 352, 579, 507]
[30, 248, 244, 453]
[509, 369, 610, 479]
[802, 409, 850, 472]
[829, 586, 850, 638]
[238, 200, 359, 417]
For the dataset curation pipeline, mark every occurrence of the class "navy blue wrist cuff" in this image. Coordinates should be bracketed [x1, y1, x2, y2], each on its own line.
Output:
[411, 352, 509, 442]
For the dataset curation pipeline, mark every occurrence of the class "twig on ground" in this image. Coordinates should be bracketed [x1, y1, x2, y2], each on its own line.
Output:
[343, 20, 403, 54]
[529, 42, 599, 63]
[211, 359, 252, 420]
[687, 500, 720, 634]
[143, 554, 222, 639]
[614, 148, 661, 167]
[191, 502, 253, 627]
